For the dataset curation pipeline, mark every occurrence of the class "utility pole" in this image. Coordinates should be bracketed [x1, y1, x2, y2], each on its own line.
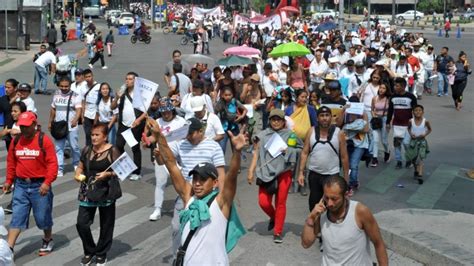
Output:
[414, 0, 417, 27]
[4, 0, 8, 57]
[50, 0, 54, 24]
[392, 0, 395, 24]
[338, 0, 344, 30]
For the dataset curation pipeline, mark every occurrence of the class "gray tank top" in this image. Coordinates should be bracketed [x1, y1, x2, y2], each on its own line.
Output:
[308, 127, 341, 175]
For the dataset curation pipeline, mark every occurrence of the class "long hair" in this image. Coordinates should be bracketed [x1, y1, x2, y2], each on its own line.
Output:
[96, 82, 114, 106]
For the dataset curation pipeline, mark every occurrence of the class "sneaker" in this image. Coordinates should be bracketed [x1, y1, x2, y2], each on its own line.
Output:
[417, 178, 424, 185]
[267, 219, 275, 231]
[74, 165, 78, 171]
[38, 238, 54, 256]
[370, 158, 378, 167]
[57, 171, 64, 178]
[149, 209, 161, 221]
[417, 95, 422, 100]
[384, 152, 391, 163]
[300, 185, 307, 196]
[395, 161, 402, 169]
[88, 64, 93, 69]
[96, 256, 107, 266]
[80, 254, 95, 266]
[405, 161, 412, 168]
[35, 91, 42, 95]
[444, 93, 449, 96]
[129, 174, 142, 181]
[102, 66, 108, 69]
[273, 235, 283, 244]
[4, 202, 12, 214]
[437, 94, 442, 97]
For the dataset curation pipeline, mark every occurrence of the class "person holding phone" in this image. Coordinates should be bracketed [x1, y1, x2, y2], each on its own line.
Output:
[301, 176, 388, 266]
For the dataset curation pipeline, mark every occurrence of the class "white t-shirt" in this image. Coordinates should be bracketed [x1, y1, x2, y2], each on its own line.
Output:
[120, 90, 136, 127]
[98, 98, 118, 123]
[83, 83, 101, 120]
[85, 33, 96, 44]
[198, 111, 225, 140]
[309, 59, 329, 83]
[420, 52, 436, 71]
[19, 97, 37, 113]
[170, 73, 192, 98]
[262, 74, 277, 97]
[157, 115, 187, 145]
[221, 22, 229, 31]
[71, 81, 86, 100]
[34, 51, 57, 68]
[51, 90, 82, 131]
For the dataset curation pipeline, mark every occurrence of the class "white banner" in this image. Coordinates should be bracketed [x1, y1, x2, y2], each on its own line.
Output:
[133, 77, 159, 113]
[234, 14, 282, 31]
[192, 6, 226, 21]
[110, 152, 138, 181]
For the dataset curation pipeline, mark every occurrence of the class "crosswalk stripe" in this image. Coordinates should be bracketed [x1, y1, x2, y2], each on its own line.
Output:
[365, 167, 408, 193]
[12, 193, 137, 253]
[109, 220, 172, 265]
[24, 205, 153, 265]
[407, 164, 459, 208]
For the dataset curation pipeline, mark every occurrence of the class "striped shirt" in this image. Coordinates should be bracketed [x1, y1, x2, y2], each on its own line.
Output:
[170, 139, 225, 181]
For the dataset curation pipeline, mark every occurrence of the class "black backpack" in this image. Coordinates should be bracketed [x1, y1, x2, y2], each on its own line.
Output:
[310, 125, 340, 165]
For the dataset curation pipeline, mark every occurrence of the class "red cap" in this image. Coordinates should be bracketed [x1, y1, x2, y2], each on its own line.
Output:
[17, 111, 37, 126]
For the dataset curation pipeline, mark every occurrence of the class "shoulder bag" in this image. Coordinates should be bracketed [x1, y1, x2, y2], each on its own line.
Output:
[370, 97, 387, 130]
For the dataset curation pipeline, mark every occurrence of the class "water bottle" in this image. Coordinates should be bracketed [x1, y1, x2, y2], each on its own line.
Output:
[287, 132, 297, 147]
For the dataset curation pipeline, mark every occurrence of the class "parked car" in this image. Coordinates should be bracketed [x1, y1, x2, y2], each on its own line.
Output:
[118, 12, 135, 28]
[462, 11, 474, 20]
[396, 10, 425, 21]
[312, 9, 339, 20]
[359, 18, 391, 29]
[107, 10, 122, 25]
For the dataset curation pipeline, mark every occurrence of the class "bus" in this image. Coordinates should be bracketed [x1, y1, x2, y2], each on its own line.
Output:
[83, 0, 101, 18]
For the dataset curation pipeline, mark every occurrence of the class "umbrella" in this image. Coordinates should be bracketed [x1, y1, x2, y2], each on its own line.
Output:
[216, 55, 254, 67]
[269, 42, 311, 57]
[181, 54, 215, 66]
[280, 6, 300, 14]
[223, 45, 261, 56]
[316, 21, 337, 32]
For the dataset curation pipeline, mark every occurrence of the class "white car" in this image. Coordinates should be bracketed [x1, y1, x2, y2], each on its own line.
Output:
[396, 10, 424, 21]
[312, 9, 339, 20]
[359, 19, 390, 29]
[108, 10, 122, 25]
[118, 12, 135, 28]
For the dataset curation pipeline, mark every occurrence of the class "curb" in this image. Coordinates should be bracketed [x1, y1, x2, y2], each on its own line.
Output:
[375, 209, 474, 266]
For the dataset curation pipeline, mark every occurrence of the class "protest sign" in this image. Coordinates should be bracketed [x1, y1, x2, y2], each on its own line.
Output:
[121, 128, 138, 147]
[192, 6, 226, 21]
[133, 77, 159, 113]
[346, 102, 365, 115]
[163, 123, 190, 143]
[264, 133, 288, 158]
[110, 152, 138, 181]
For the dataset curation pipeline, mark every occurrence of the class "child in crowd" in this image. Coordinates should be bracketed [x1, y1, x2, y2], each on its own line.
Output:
[309, 90, 321, 110]
[406, 104, 432, 184]
[16, 83, 37, 113]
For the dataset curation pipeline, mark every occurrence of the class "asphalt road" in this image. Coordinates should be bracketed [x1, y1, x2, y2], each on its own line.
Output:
[0, 21, 472, 265]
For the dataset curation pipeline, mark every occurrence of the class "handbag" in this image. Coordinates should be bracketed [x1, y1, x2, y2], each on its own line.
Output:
[51, 92, 73, 139]
[256, 177, 278, 195]
[370, 98, 387, 130]
[84, 146, 122, 202]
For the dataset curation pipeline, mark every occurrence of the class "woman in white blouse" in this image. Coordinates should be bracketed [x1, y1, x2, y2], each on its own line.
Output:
[95, 82, 118, 145]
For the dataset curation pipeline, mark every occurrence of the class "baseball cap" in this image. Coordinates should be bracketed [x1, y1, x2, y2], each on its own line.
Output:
[190, 96, 206, 112]
[189, 162, 218, 180]
[187, 117, 203, 134]
[74, 68, 84, 75]
[250, 74, 260, 82]
[17, 83, 32, 91]
[17, 111, 37, 127]
[0, 207, 7, 236]
[318, 106, 332, 115]
[269, 109, 285, 120]
[327, 80, 341, 91]
[355, 61, 365, 68]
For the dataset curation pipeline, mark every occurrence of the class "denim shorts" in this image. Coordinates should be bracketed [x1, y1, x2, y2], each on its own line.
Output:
[10, 179, 54, 230]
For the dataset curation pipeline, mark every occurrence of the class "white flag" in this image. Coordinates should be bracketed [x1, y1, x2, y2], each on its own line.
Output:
[133, 77, 159, 113]
[110, 152, 138, 181]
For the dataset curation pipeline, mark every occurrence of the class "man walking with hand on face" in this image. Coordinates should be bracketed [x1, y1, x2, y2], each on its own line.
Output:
[301, 176, 388, 266]
[3, 112, 58, 256]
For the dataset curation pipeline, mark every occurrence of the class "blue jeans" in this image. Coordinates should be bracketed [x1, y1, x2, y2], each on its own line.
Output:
[366, 111, 375, 157]
[55, 129, 80, 172]
[87, 43, 94, 59]
[10, 179, 54, 230]
[437, 72, 449, 95]
[34, 64, 48, 93]
[349, 147, 366, 187]
[424, 70, 434, 90]
[394, 133, 410, 162]
[108, 124, 117, 145]
[372, 116, 389, 158]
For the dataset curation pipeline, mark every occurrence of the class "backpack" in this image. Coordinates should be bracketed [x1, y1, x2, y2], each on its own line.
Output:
[310, 125, 341, 165]
[13, 131, 46, 157]
[56, 55, 72, 72]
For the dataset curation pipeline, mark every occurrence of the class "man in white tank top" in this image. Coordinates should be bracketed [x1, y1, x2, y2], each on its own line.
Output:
[147, 117, 248, 265]
[301, 176, 388, 266]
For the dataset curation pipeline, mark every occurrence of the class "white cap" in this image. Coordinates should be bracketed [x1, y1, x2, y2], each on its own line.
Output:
[375, 60, 386, 66]
[190, 96, 206, 112]
[328, 57, 339, 63]
[281, 56, 289, 66]
[0, 208, 7, 236]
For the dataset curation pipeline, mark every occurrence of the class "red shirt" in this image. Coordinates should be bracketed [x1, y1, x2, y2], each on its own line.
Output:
[7, 132, 58, 186]
[407, 55, 420, 72]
